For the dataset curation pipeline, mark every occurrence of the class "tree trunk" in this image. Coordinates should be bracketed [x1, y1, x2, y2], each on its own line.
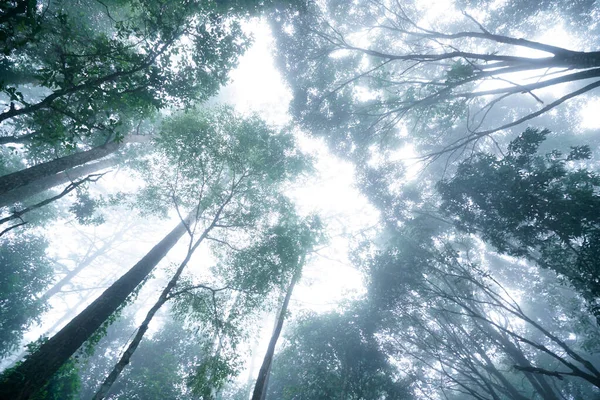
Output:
[0, 135, 149, 197]
[92, 193, 233, 399]
[251, 265, 302, 400]
[0, 214, 192, 400]
[92, 229, 207, 400]
[0, 157, 119, 208]
[0, 142, 122, 196]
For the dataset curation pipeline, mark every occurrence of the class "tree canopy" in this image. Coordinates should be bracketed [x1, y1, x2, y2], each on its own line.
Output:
[2, 0, 600, 399]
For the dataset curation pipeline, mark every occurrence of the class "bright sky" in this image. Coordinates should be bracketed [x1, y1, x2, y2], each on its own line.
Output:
[216, 19, 378, 313]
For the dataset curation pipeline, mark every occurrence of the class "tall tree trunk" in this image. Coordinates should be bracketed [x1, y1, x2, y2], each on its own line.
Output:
[0, 157, 119, 208]
[92, 227, 210, 400]
[251, 264, 303, 400]
[92, 196, 234, 400]
[0, 214, 192, 400]
[0, 135, 149, 197]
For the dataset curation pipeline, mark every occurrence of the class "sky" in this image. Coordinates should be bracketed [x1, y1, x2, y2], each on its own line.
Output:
[214, 19, 378, 312]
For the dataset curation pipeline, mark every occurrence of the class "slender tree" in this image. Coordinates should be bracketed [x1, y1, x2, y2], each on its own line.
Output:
[252, 265, 302, 400]
[0, 135, 149, 198]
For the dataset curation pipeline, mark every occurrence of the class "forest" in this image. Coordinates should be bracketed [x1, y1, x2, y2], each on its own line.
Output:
[1, 0, 600, 399]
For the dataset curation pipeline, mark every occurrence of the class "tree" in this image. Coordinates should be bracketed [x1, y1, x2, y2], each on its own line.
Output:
[267, 310, 413, 400]
[251, 265, 301, 400]
[93, 107, 312, 399]
[271, 0, 600, 161]
[0, 0, 250, 147]
[0, 233, 53, 357]
[365, 222, 600, 399]
[250, 213, 324, 400]
[438, 127, 600, 320]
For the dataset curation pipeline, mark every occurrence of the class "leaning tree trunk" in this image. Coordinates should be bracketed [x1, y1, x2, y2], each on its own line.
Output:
[251, 265, 303, 400]
[92, 228, 210, 400]
[0, 135, 150, 197]
[92, 194, 234, 399]
[0, 214, 192, 400]
[0, 157, 119, 208]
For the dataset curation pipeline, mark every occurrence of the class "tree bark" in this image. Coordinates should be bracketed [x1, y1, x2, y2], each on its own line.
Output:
[0, 143, 121, 196]
[92, 231, 208, 400]
[0, 135, 149, 198]
[251, 265, 303, 400]
[0, 157, 119, 208]
[0, 214, 192, 400]
[92, 197, 233, 399]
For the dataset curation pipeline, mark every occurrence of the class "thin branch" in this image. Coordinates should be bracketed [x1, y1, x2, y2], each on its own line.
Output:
[167, 284, 231, 300]
[0, 220, 27, 236]
[0, 172, 108, 228]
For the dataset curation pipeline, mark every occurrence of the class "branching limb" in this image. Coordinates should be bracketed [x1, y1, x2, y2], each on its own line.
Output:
[0, 172, 108, 232]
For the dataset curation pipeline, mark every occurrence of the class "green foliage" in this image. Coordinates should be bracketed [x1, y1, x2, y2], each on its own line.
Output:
[1, 0, 252, 147]
[438, 127, 600, 318]
[30, 357, 80, 400]
[136, 106, 311, 217]
[268, 310, 413, 400]
[169, 206, 324, 397]
[0, 233, 52, 356]
[215, 207, 323, 295]
[189, 354, 240, 399]
[1, 338, 80, 400]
